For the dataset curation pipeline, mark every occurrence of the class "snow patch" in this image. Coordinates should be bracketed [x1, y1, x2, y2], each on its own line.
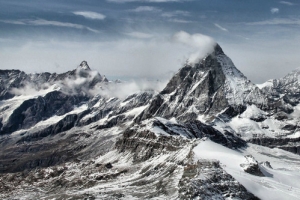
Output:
[256, 79, 274, 89]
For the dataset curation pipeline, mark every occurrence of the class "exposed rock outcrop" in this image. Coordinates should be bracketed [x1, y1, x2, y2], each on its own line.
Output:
[240, 155, 264, 177]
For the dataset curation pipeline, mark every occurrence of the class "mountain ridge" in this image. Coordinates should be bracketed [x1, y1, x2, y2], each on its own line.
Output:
[0, 43, 300, 199]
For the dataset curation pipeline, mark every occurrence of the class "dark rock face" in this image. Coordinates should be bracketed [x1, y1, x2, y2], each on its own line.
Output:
[0, 70, 26, 100]
[115, 129, 185, 162]
[17, 114, 79, 143]
[116, 118, 246, 161]
[97, 115, 126, 130]
[105, 163, 113, 169]
[0, 134, 79, 173]
[1, 91, 88, 134]
[250, 116, 266, 122]
[279, 145, 300, 155]
[248, 137, 300, 155]
[259, 70, 300, 115]
[179, 160, 260, 200]
[137, 46, 229, 122]
[114, 92, 154, 115]
[0, 123, 117, 173]
[0, 89, 155, 173]
[184, 120, 246, 148]
[261, 161, 273, 169]
[281, 124, 297, 131]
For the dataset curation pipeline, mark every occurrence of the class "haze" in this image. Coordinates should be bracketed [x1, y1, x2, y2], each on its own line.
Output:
[1, 0, 300, 83]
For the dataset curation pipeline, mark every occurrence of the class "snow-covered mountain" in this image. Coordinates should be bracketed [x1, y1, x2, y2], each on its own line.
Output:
[0, 45, 300, 200]
[137, 44, 265, 123]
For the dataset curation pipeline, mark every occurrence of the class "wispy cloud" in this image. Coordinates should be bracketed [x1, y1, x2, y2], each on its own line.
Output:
[161, 10, 190, 18]
[214, 23, 228, 32]
[271, 8, 279, 14]
[124, 31, 154, 39]
[161, 10, 191, 24]
[168, 19, 193, 23]
[0, 20, 26, 25]
[248, 18, 300, 25]
[0, 19, 99, 33]
[73, 11, 106, 20]
[279, 1, 294, 6]
[130, 6, 161, 12]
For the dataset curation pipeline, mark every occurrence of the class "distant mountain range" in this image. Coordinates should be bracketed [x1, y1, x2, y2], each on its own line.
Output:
[0, 44, 300, 200]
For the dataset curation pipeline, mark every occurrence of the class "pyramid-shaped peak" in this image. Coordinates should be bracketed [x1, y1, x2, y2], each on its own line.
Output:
[137, 43, 265, 123]
[214, 43, 224, 55]
[79, 61, 91, 70]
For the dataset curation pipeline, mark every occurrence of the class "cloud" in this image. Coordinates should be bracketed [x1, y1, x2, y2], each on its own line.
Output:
[0, 37, 194, 82]
[130, 6, 161, 12]
[214, 23, 228, 32]
[96, 79, 167, 99]
[0, 20, 26, 25]
[161, 11, 192, 24]
[73, 11, 106, 20]
[279, 1, 294, 6]
[168, 19, 193, 23]
[10, 83, 50, 96]
[124, 31, 154, 39]
[9, 66, 167, 99]
[271, 8, 279, 14]
[161, 10, 190, 18]
[173, 31, 216, 64]
[0, 19, 99, 33]
[248, 18, 300, 25]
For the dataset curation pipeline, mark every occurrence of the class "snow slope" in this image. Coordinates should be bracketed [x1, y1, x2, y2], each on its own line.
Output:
[194, 139, 300, 200]
[217, 53, 265, 106]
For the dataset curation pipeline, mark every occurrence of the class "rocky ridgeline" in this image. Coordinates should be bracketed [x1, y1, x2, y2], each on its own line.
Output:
[0, 61, 107, 100]
[1, 43, 300, 199]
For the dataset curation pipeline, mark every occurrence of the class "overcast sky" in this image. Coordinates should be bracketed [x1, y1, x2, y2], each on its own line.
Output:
[1, 0, 300, 83]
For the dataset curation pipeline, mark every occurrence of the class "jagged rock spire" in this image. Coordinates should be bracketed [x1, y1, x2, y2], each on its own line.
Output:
[79, 61, 91, 70]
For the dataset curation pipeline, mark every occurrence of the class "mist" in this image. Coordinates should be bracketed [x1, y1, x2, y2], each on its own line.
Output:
[173, 31, 216, 64]
[0, 35, 194, 81]
[2, 31, 300, 85]
[8, 67, 169, 100]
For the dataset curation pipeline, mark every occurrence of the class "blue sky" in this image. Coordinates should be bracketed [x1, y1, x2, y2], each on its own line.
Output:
[0, 0, 300, 83]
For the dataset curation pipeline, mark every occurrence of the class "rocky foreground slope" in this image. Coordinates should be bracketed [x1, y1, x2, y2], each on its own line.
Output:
[0, 45, 300, 199]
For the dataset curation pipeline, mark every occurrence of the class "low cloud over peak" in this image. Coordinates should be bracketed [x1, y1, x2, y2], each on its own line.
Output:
[173, 31, 216, 64]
